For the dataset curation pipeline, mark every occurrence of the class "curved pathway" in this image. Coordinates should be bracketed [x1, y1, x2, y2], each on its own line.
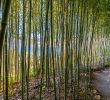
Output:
[92, 69, 110, 100]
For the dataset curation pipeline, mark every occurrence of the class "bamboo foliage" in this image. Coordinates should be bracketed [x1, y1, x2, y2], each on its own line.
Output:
[0, 0, 110, 100]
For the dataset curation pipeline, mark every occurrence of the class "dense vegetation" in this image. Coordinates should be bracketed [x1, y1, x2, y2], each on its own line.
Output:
[0, 0, 110, 100]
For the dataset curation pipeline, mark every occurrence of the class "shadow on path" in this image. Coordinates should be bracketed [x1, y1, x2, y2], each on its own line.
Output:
[92, 69, 110, 100]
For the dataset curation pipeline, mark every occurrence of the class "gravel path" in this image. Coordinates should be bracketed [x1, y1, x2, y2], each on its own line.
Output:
[92, 69, 110, 100]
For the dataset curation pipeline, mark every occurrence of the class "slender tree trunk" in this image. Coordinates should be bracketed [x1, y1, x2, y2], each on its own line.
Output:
[0, 0, 11, 60]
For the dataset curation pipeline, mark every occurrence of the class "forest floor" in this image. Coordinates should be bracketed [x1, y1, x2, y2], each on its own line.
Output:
[92, 68, 110, 100]
[0, 73, 102, 100]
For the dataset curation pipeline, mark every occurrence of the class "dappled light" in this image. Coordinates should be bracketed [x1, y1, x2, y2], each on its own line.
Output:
[0, 0, 110, 100]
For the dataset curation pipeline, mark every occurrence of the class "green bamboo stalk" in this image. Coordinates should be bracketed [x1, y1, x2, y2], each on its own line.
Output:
[27, 0, 32, 99]
[21, 0, 26, 99]
[4, 31, 8, 100]
[0, 0, 11, 60]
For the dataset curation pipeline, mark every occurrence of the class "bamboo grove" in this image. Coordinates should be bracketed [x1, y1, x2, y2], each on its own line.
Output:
[0, 0, 110, 100]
